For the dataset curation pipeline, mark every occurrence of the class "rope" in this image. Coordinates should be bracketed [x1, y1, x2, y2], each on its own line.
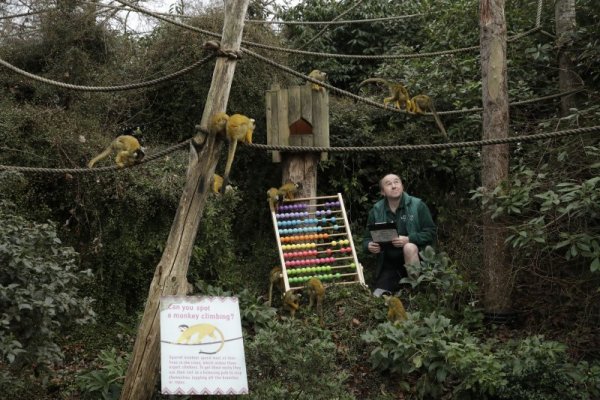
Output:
[298, 0, 364, 50]
[241, 46, 584, 116]
[2, 126, 597, 174]
[0, 53, 216, 92]
[246, 13, 431, 25]
[244, 125, 600, 153]
[0, 140, 191, 174]
[112, 0, 539, 60]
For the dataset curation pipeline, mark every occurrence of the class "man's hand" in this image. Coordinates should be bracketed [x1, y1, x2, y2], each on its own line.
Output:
[367, 241, 381, 254]
[391, 235, 410, 248]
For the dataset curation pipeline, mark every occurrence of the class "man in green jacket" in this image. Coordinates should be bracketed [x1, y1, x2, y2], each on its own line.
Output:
[362, 174, 436, 296]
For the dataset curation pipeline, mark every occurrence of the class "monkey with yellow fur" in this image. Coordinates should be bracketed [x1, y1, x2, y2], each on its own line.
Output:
[87, 135, 144, 168]
[305, 277, 325, 325]
[267, 187, 280, 211]
[282, 290, 300, 318]
[383, 295, 408, 323]
[209, 112, 229, 137]
[277, 181, 302, 202]
[267, 266, 284, 307]
[308, 69, 327, 92]
[407, 94, 448, 138]
[221, 114, 255, 193]
[359, 78, 411, 110]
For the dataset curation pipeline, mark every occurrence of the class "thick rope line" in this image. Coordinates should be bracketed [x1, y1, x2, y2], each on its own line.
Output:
[242, 46, 583, 116]
[113, 0, 538, 60]
[0, 140, 190, 174]
[298, 0, 364, 50]
[2, 126, 597, 174]
[244, 125, 599, 153]
[0, 54, 216, 92]
[247, 13, 431, 25]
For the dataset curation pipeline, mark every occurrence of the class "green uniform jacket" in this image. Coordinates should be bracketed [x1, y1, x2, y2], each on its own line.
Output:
[362, 193, 436, 280]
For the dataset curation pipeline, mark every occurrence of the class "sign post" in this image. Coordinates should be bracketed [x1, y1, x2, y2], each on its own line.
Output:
[160, 296, 248, 395]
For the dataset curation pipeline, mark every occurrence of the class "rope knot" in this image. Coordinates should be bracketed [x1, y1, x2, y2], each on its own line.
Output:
[202, 40, 242, 59]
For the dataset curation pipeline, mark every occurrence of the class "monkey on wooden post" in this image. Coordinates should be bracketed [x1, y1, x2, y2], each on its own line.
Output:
[221, 114, 255, 193]
[308, 69, 327, 92]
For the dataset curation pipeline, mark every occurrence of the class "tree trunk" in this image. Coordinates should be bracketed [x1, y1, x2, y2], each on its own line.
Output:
[479, 0, 512, 313]
[119, 1, 250, 399]
[555, 0, 578, 116]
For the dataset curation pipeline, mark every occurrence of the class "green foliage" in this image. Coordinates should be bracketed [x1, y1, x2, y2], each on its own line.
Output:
[363, 314, 600, 399]
[76, 348, 129, 400]
[400, 247, 482, 325]
[471, 147, 600, 272]
[245, 320, 354, 399]
[0, 200, 96, 368]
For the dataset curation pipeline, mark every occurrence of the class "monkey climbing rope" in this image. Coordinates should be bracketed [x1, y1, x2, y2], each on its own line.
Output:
[270, 194, 366, 292]
[1, 125, 598, 174]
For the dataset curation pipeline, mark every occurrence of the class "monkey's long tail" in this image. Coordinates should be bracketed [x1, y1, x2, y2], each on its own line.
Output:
[220, 139, 238, 194]
[87, 146, 112, 168]
[358, 77, 390, 88]
[432, 111, 448, 139]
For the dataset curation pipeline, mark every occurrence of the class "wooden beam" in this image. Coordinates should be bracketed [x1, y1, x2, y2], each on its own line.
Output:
[119, 1, 250, 398]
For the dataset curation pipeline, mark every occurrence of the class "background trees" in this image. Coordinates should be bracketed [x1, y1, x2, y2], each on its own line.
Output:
[0, 0, 599, 398]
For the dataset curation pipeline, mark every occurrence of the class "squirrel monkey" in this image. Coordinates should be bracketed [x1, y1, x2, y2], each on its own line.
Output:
[407, 94, 447, 138]
[87, 135, 145, 168]
[278, 181, 302, 202]
[267, 266, 284, 307]
[358, 78, 411, 110]
[209, 112, 229, 137]
[267, 187, 280, 211]
[282, 290, 300, 319]
[305, 277, 325, 325]
[221, 114, 255, 193]
[308, 69, 327, 92]
[383, 295, 408, 323]
[176, 323, 225, 354]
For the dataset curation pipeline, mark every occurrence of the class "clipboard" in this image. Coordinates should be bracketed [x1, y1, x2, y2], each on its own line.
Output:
[368, 222, 398, 243]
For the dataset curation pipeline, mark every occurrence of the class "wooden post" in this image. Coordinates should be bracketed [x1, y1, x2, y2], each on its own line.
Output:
[479, 0, 512, 315]
[119, 1, 250, 398]
[266, 84, 329, 200]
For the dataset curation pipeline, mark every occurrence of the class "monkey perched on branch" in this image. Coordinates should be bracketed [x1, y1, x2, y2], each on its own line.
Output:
[359, 78, 411, 110]
[407, 94, 448, 138]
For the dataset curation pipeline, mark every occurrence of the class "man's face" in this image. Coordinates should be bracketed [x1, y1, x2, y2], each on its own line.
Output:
[380, 174, 403, 200]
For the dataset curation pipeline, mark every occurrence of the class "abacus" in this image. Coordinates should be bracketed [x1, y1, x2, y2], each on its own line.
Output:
[271, 194, 365, 291]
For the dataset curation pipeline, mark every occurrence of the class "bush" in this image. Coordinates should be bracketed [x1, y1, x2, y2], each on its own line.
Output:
[362, 314, 600, 399]
[0, 200, 96, 368]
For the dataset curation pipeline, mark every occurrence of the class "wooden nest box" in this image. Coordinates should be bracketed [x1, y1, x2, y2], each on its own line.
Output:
[266, 82, 330, 163]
